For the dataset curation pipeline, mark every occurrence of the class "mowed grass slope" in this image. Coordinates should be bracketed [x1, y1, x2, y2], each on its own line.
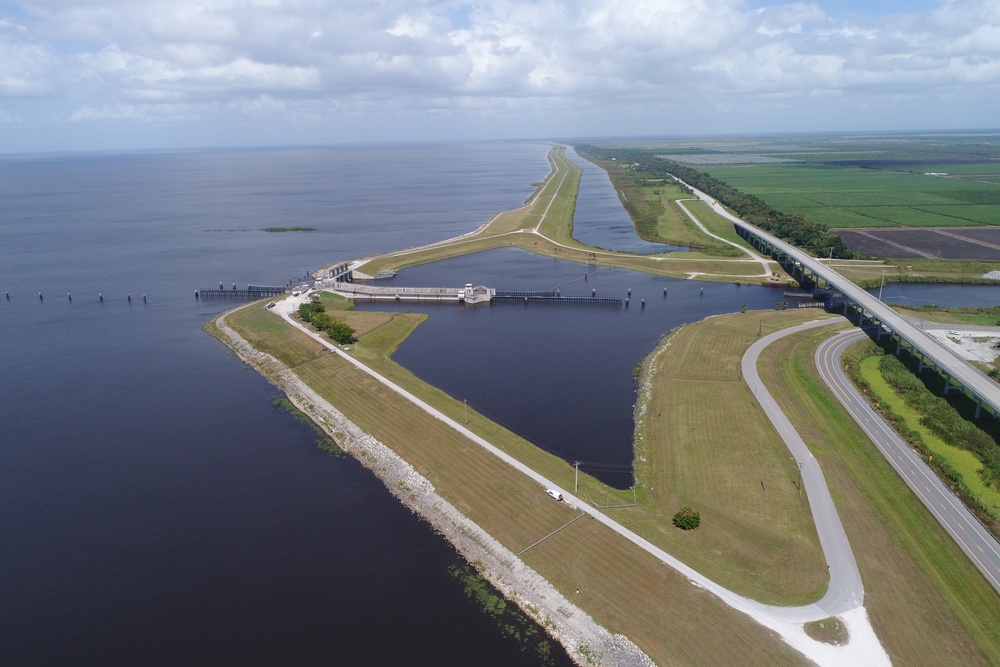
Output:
[224, 303, 805, 666]
[759, 326, 1000, 666]
[632, 309, 830, 605]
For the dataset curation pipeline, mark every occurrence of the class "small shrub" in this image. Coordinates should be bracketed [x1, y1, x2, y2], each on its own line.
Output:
[672, 506, 701, 530]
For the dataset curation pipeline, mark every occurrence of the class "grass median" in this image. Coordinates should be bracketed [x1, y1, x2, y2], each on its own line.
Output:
[759, 324, 1000, 666]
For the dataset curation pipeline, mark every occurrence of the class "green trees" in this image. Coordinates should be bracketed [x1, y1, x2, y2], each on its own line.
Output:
[298, 301, 357, 344]
[672, 506, 701, 530]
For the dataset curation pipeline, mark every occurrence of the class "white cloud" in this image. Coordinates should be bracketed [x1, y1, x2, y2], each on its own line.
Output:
[1, 0, 1000, 148]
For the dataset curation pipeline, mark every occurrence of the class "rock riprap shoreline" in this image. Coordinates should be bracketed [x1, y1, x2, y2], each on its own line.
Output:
[216, 313, 654, 667]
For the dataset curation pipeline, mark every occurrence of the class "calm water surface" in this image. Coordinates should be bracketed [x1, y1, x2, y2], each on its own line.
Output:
[4, 141, 986, 665]
[0, 143, 575, 666]
[359, 249, 789, 488]
[565, 147, 690, 255]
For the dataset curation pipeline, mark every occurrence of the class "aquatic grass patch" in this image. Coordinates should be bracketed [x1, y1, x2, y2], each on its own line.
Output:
[260, 226, 316, 232]
[272, 395, 343, 456]
[448, 562, 556, 666]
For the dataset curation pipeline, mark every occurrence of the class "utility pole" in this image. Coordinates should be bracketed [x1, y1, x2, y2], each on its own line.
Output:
[877, 270, 886, 303]
[574, 461, 580, 494]
[464, 398, 468, 425]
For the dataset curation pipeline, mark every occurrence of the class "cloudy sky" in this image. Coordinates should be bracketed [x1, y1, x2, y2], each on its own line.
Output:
[1, 0, 998, 151]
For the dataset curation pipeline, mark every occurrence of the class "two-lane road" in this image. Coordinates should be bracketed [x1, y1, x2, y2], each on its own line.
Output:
[816, 329, 1000, 594]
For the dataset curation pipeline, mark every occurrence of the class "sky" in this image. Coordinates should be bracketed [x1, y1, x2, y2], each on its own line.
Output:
[0, 0, 998, 152]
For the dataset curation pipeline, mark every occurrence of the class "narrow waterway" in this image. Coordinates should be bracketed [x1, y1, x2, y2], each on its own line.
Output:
[564, 148, 691, 254]
[358, 248, 791, 488]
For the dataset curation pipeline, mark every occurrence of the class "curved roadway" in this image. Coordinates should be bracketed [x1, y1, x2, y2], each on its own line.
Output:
[742, 319, 865, 617]
[270, 295, 889, 666]
[816, 328, 1000, 593]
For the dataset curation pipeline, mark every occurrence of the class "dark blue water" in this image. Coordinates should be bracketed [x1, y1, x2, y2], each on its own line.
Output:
[0, 143, 576, 666]
[359, 249, 786, 488]
[565, 148, 690, 255]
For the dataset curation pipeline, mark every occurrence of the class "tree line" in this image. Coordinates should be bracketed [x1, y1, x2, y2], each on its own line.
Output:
[298, 301, 357, 345]
[574, 145, 852, 259]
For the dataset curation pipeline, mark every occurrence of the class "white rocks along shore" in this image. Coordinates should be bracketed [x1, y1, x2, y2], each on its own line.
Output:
[215, 311, 654, 667]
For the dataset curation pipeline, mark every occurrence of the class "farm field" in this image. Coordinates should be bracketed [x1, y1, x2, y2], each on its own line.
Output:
[837, 227, 1000, 261]
[701, 163, 1000, 230]
[603, 132, 1000, 259]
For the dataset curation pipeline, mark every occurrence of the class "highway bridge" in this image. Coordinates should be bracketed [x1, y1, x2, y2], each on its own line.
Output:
[690, 186, 1000, 421]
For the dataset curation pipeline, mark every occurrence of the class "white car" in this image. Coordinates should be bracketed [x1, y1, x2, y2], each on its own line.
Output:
[949, 330, 960, 336]
[546, 488, 563, 501]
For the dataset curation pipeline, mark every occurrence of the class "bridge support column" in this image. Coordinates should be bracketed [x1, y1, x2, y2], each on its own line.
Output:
[975, 398, 982, 419]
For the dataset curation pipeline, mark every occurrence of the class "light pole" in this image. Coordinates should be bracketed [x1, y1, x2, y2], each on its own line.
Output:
[791, 456, 803, 495]
[877, 270, 886, 303]
[574, 461, 580, 494]
[464, 398, 468, 425]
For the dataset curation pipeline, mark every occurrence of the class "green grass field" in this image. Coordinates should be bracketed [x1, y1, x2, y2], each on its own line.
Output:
[858, 356, 1000, 517]
[702, 164, 1000, 229]
[222, 291, 1000, 666]
[223, 303, 805, 666]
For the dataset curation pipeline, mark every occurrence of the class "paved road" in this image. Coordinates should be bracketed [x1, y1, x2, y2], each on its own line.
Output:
[674, 198, 772, 276]
[816, 328, 1000, 594]
[679, 178, 1000, 420]
[270, 294, 890, 666]
[741, 318, 865, 618]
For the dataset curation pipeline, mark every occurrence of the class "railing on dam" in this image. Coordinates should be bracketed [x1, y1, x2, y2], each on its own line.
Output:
[493, 294, 623, 306]
[196, 285, 286, 299]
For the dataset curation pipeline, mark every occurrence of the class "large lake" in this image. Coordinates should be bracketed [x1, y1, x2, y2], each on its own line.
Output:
[2, 141, 994, 665]
[0, 143, 578, 665]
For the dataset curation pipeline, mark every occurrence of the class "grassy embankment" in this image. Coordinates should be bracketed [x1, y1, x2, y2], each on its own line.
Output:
[630, 308, 831, 605]
[225, 299, 1000, 665]
[576, 145, 921, 286]
[356, 146, 771, 283]
[758, 325, 1000, 666]
[222, 303, 812, 666]
[892, 304, 1000, 327]
[575, 151, 751, 255]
